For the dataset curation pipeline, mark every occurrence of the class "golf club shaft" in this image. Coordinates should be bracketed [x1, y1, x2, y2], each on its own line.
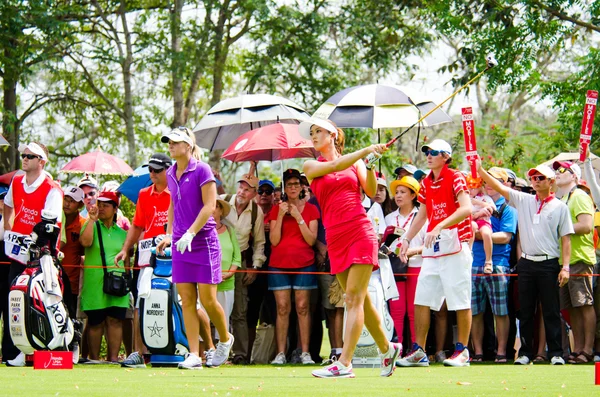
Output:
[386, 66, 491, 148]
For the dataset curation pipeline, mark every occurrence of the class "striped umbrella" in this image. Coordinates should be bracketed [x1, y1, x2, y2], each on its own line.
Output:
[313, 84, 452, 129]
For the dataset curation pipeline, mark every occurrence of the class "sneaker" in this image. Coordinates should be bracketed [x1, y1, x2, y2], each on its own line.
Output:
[396, 344, 429, 367]
[443, 347, 470, 367]
[312, 361, 355, 378]
[434, 350, 447, 363]
[204, 348, 215, 367]
[514, 355, 531, 365]
[380, 342, 402, 377]
[120, 352, 146, 368]
[300, 352, 315, 365]
[211, 333, 234, 367]
[290, 348, 302, 364]
[6, 352, 26, 367]
[178, 353, 203, 370]
[594, 354, 600, 363]
[271, 352, 287, 365]
[550, 356, 565, 365]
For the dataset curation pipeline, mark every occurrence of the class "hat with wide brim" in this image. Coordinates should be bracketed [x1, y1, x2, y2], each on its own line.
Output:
[216, 198, 231, 218]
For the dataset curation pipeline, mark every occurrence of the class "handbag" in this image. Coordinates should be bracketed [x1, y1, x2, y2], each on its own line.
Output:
[97, 221, 131, 297]
[381, 232, 408, 282]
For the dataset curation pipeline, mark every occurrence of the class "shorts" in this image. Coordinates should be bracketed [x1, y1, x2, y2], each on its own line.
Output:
[475, 218, 492, 231]
[415, 243, 472, 311]
[317, 273, 336, 310]
[560, 262, 594, 309]
[85, 306, 128, 327]
[471, 265, 510, 316]
[268, 265, 318, 291]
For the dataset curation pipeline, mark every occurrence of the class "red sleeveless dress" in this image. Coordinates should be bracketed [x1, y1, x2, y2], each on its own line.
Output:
[310, 157, 378, 274]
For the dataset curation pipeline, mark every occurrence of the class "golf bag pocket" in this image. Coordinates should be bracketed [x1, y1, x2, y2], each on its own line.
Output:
[4, 231, 30, 264]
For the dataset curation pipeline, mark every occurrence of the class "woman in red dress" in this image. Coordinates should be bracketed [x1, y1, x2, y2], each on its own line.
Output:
[302, 118, 402, 379]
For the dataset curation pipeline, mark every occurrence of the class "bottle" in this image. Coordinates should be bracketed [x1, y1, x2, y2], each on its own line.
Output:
[364, 152, 382, 169]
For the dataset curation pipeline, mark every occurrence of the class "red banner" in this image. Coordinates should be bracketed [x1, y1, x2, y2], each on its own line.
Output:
[579, 90, 598, 161]
[461, 107, 478, 177]
[33, 351, 73, 370]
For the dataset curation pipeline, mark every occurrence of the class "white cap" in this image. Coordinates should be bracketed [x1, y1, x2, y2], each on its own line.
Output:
[527, 164, 556, 179]
[63, 186, 84, 202]
[421, 139, 452, 156]
[161, 127, 194, 147]
[18, 142, 48, 162]
[101, 180, 121, 192]
[376, 178, 387, 187]
[78, 174, 98, 189]
[402, 164, 417, 174]
[299, 118, 338, 140]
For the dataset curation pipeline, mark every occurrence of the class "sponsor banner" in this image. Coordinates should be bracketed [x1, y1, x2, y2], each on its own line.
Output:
[579, 90, 598, 161]
[461, 107, 478, 178]
[33, 351, 73, 370]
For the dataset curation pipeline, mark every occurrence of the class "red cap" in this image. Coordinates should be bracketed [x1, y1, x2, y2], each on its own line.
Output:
[97, 191, 120, 206]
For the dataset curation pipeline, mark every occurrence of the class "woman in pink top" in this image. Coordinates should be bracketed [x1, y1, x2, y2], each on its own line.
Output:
[301, 118, 401, 379]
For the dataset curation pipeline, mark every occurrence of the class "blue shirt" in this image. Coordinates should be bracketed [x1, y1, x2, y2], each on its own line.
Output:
[472, 196, 517, 267]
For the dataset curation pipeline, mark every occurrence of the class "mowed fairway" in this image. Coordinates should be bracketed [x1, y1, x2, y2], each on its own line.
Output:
[1, 363, 598, 396]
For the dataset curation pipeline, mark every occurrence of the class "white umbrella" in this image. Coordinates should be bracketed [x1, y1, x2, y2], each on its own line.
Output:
[541, 152, 600, 174]
[192, 94, 310, 151]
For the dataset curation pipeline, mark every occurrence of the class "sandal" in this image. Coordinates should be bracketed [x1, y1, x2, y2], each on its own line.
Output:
[573, 352, 594, 364]
[484, 261, 493, 274]
[471, 354, 484, 362]
[533, 354, 546, 363]
[567, 351, 581, 364]
[494, 355, 507, 363]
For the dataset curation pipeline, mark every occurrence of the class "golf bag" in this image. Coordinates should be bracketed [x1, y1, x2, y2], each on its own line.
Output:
[139, 249, 188, 356]
[8, 212, 74, 354]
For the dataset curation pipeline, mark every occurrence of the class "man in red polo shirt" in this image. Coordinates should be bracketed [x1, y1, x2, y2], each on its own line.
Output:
[114, 153, 172, 368]
[3, 142, 63, 366]
[397, 139, 473, 368]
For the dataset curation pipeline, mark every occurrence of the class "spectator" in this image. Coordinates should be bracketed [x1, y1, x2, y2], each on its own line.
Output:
[384, 176, 425, 351]
[361, 179, 386, 238]
[78, 174, 98, 218]
[274, 186, 282, 205]
[300, 174, 311, 200]
[0, 189, 11, 363]
[222, 166, 267, 364]
[398, 139, 473, 367]
[469, 167, 517, 363]
[79, 191, 129, 363]
[553, 161, 596, 363]
[478, 161, 573, 365]
[394, 164, 426, 182]
[466, 175, 496, 274]
[3, 142, 62, 367]
[101, 180, 131, 231]
[373, 172, 396, 216]
[267, 169, 319, 365]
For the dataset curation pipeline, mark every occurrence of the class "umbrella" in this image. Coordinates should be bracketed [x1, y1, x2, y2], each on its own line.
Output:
[0, 170, 21, 185]
[60, 148, 134, 176]
[222, 122, 317, 162]
[0, 135, 9, 146]
[313, 84, 452, 129]
[117, 165, 151, 204]
[541, 152, 600, 176]
[192, 94, 311, 151]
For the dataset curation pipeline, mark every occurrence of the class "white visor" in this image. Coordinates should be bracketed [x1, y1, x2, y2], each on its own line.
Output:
[18, 142, 48, 161]
[299, 118, 338, 140]
[161, 127, 194, 147]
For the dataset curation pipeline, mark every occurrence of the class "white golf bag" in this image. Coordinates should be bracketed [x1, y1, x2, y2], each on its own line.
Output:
[8, 213, 74, 354]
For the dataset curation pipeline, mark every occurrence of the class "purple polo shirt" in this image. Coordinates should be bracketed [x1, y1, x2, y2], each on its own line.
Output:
[166, 158, 216, 239]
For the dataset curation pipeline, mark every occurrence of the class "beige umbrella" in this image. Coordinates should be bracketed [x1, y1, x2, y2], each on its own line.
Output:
[541, 152, 600, 175]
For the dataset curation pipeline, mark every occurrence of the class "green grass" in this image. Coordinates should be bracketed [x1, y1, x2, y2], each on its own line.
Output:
[1, 363, 598, 396]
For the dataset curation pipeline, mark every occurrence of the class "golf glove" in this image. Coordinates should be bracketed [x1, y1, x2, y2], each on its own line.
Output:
[176, 231, 195, 254]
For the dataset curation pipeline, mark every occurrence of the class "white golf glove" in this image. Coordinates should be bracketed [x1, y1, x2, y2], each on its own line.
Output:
[176, 231, 195, 254]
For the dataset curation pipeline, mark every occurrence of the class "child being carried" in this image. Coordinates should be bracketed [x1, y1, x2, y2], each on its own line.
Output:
[467, 175, 496, 274]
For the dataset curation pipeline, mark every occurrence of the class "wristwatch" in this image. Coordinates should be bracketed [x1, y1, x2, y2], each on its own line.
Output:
[401, 237, 411, 244]
[297, 219, 305, 225]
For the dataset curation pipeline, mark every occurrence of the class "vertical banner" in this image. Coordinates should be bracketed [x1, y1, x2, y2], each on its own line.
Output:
[461, 107, 478, 177]
[579, 90, 598, 161]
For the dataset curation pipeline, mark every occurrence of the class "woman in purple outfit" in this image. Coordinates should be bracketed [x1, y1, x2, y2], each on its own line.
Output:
[157, 126, 233, 369]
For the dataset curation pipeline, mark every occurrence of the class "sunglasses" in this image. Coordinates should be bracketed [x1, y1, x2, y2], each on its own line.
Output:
[21, 153, 41, 160]
[85, 191, 97, 198]
[556, 167, 573, 175]
[425, 149, 441, 157]
[258, 189, 273, 196]
[148, 167, 164, 174]
[529, 175, 547, 182]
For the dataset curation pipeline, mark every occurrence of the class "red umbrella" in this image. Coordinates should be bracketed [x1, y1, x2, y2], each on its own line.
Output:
[60, 148, 134, 176]
[0, 170, 21, 185]
[222, 122, 317, 162]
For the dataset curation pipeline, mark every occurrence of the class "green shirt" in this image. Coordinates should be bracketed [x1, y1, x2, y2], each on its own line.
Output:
[217, 224, 241, 292]
[80, 220, 129, 311]
[562, 188, 596, 265]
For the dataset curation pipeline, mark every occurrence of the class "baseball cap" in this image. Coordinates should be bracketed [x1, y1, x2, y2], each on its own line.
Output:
[147, 153, 172, 170]
[515, 177, 529, 188]
[390, 176, 420, 195]
[18, 142, 48, 162]
[552, 161, 581, 180]
[283, 168, 303, 183]
[421, 139, 452, 156]
[78, 174, 98, 189]
[101, 180, 120, 192]
[216, 198, 232, 218]
[504, 168, 517, 182]
[161, 126, 194, 146]
[298, 118, 338, 140]
[238, 173, 258, 189]
[488, 167, 509, 183]
[259, 180, 275, 190]
[527, 164, 555, 179]
[394, 164, 417, 176]
[413, 169, 426, 180]
[97, 191, 120, 206]
[375, 171, 387, 187]
[63, 186, 84, 202]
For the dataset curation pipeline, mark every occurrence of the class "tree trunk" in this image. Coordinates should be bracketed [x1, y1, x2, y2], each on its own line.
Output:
[120, 0, 136, 168]
[171, 0, 184, 127]
[2, 77, 18, 174]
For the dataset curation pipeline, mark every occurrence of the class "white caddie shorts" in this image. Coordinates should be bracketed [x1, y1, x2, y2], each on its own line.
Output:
[414, 243, 472, 311]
